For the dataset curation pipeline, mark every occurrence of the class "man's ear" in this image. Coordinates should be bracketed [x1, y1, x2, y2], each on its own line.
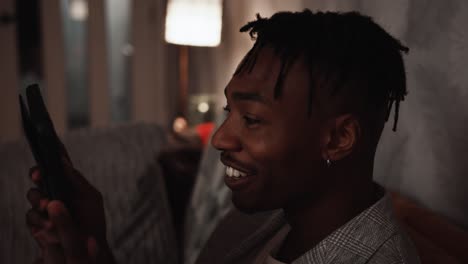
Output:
[321, 114, 361, 162]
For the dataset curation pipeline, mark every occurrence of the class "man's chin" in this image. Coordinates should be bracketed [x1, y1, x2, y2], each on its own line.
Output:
[232, 196, 278, 215]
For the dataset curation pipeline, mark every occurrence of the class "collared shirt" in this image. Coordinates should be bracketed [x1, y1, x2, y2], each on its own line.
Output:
[196, 191, 420, 264]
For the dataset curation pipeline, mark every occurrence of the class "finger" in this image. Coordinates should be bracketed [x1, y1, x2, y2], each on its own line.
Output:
[27, 213, 60, 247]
[29, 167, 45, 191]
[26, 208, 50, 230]
[33, 229, 61, 246]
[47, 201, 87, 261]
[27, 188, 42, 209]
[39, 198, 50, 212]
[30, 222, 60, 251]
[29, 166, 41, 183]
[27, 188, 46, 209]
[26, 187, 50, 214]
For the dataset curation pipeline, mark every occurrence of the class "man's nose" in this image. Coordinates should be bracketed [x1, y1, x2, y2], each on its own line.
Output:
[211, 121, 241, 152]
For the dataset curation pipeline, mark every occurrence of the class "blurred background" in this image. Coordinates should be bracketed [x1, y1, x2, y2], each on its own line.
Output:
[1, 0, 468, 263]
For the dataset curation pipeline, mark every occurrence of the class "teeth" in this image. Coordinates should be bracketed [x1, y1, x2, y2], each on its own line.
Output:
[226, 166, 247, 178]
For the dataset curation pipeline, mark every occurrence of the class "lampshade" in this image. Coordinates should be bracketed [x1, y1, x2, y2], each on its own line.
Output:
[165, 0, 223, 47]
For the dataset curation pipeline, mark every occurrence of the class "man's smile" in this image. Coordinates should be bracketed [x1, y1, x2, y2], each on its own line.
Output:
[220, 154, 257, 191]
[223, 166, 256, 191]
[225, 166, 247, 178]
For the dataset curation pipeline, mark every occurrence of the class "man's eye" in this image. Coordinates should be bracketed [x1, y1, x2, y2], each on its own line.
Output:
[243, 116, 261, 126]
[221, 105, 231, 119]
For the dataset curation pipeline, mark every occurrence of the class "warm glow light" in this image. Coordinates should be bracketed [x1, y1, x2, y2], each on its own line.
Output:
[197, 102, 210, 113]
[173, 116, 188, 132]
[165, 0, 222, 47]
[69, 0, 88, 21]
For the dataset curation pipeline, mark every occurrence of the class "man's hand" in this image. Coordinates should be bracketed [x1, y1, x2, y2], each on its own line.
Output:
[29, 200, 100, 263]
[26, 163, 115, 263]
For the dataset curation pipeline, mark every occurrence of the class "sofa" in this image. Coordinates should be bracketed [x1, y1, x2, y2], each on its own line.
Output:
[0, 123, 178, 264]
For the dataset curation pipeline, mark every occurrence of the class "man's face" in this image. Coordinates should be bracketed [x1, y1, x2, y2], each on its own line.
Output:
[211, 47, 328, 213]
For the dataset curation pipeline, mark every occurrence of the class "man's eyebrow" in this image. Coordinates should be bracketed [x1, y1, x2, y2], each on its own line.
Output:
[224, 87, 271, 105]
[232, 92, 267, 103]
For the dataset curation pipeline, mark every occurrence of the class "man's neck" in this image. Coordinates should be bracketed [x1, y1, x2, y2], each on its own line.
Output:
[276, 171, 379, 263]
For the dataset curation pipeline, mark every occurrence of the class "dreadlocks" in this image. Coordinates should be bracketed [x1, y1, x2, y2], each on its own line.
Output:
[235, 10, 409, 132]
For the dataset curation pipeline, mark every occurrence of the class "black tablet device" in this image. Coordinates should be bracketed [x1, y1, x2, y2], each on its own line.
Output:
[20, 84, 73, 206]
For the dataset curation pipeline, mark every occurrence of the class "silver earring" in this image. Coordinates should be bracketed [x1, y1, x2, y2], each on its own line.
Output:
[326, 159, 332, 167]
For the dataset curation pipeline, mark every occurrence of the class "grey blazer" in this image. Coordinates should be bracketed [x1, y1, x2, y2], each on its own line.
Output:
[196, 193, 420, 264]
